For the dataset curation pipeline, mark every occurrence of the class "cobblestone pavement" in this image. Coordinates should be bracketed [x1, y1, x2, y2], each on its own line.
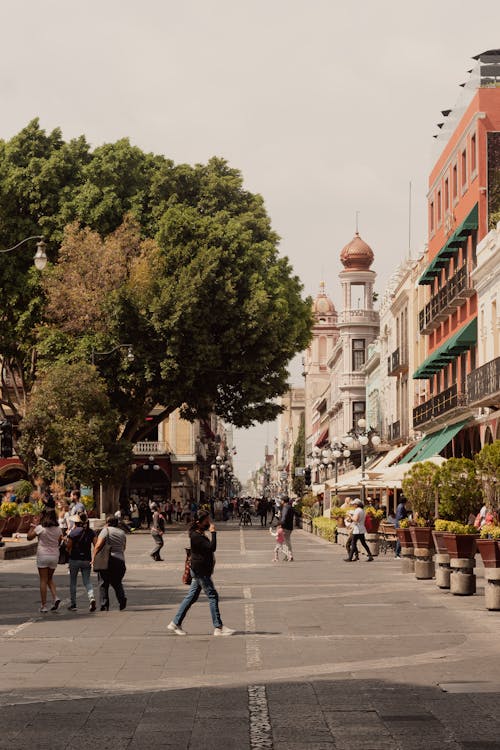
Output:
[2, 522, 500, 749]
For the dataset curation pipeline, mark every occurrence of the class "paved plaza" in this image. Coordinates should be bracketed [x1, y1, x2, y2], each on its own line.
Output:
[2, 523, 500, 749]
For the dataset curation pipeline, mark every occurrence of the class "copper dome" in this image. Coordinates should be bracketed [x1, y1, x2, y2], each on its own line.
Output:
[340, 233, 374, 270]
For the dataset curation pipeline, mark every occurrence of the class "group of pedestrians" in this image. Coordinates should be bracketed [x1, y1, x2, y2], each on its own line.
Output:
[28, 509, 127, 613]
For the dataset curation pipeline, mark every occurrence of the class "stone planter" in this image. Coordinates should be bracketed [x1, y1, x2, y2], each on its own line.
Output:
[484, 569, 500, 610]
[450, 557, 476, 596]
[414, 547, 435, 580]
[410, 527, 434, 550]
[432, 531, 448, 555]
[435, 553, 451, 589]
[443, 533, 478, 560]
[396, 528, 413, 549]
[401, 547, 415, 573]
[365, 532, 379, 557]
[476, 539, 500, 568]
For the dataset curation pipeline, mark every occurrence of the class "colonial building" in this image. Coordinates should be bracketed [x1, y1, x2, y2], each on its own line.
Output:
[411, 49, 500, 460]
[328, 234, 379, 439]
[276, 387, 305, 496]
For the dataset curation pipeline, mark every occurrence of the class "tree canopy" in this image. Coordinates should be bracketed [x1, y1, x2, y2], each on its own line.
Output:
[0, 120, 312, 480]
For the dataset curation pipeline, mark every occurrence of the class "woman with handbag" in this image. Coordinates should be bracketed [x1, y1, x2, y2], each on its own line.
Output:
[27, 508, 62, 613]
[92, 516, 127, 611]
[168, 511, 235, 637]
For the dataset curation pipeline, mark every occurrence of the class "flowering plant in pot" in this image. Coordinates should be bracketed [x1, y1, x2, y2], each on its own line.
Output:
[364, 506, 384, 533]
[443, 522, 478, 559]
[330, 506, 347, 527]
[477, 524, 500, 568]
[409, 516, 435, 550]
[396, 518, 413, 548]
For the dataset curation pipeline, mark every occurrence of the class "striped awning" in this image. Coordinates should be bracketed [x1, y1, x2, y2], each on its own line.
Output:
[413, 318, 477, 380]
[418, 203, 478, 285]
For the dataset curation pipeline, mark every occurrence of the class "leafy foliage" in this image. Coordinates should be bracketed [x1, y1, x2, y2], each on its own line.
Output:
[435, 458, 482, 524]
[401, 461, 439, 520]
[475, 441, 500, 506]
[292, 412, 305, 496]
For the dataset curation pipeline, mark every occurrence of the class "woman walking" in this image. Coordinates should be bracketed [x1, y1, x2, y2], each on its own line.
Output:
[66, 513, 96, 612]
[92, 516, 127, 611]
[168, 511, 235, 636]
[27, 508, 62, 613]
[344, 499, 374, 562]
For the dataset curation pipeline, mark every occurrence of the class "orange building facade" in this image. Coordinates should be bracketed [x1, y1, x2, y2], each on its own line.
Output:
[412, 50, 500, 459]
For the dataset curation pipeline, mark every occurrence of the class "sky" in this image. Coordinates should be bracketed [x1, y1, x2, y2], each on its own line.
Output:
[1, 0, 499, 480]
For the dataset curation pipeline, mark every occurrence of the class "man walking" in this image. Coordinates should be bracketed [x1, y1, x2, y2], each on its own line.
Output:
[280, 497, 294, 561]
[394, 496, 408, 559]
[344, 499, 374, 562]
[150, 503, 165, 561]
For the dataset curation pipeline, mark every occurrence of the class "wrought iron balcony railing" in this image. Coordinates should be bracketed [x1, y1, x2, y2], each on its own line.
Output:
[413, 383, 468, 428]
[468, 356, 500, 407]
[419, 264, 475, 335]
[387, 346, 408, 376]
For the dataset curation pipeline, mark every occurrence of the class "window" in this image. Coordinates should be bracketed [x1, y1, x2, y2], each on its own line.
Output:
[352, 339, 366, 371]
[430, 200, 435, 233]
[353, 401, 366, 430]
[452, 164, 458, 201]
[461, 149, 467, 188]
[437, 190, 442, 225]
[471, 133, 477, 173]
[444, 178, 449, 211]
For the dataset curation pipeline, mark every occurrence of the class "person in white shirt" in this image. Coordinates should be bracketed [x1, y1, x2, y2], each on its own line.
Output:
[344, 499, 374, 563]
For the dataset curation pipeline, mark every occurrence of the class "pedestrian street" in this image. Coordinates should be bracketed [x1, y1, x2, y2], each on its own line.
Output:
[2, 523, 500, 749]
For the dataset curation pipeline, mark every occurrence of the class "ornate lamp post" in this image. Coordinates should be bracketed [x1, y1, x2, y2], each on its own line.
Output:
[91, 343, 134, 366]
[346, 418, 381, 503]
[330, 437, 351, 491]
[0, 236, 48, 270]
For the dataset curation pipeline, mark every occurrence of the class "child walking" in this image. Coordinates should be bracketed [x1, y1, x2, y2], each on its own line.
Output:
[270, 523, 287, 561]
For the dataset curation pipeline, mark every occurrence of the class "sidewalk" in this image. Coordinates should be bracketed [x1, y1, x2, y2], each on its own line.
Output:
[1, 523, 500, 748]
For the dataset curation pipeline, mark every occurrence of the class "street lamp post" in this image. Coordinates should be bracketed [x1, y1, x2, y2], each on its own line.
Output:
[347, 418, 381, 503]
[330, 437, 351, 491]
[0, 236, 48, 270]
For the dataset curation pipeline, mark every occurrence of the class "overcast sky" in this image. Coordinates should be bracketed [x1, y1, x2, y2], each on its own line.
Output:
[2, 0, 499, 481]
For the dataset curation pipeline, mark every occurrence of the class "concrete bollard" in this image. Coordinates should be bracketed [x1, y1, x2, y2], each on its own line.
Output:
[414, 547, 435, 580]
[366, 533, 379, 557]
[401, 546, 415, 574]
[435, 553, 451, 589]
[484, 568, 500, 611]
[450, 557, 476, 596]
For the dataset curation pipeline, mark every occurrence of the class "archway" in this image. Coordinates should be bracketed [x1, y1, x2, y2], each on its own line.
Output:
[484, 425, 494, 447]
[470, 425, 482, 457]
[129, 465, 171, 506]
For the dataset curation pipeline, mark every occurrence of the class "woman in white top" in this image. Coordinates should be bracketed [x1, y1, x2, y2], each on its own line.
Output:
[27, 508, 63, 612]
[344, 500, 374, 563]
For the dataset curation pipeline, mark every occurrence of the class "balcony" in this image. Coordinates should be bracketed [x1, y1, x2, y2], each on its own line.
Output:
[387, 420, 401, 441]
[413, 383, 468, 428]
[419, 264, 475, 335]
[387, 346, 408, 376]
[339, 309, 379, 326]
[133, 441, 171, 456]
[468, 356, 500, 408]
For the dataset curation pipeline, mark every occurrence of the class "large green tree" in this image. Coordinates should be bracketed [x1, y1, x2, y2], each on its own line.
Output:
[0, 121, 312, 494]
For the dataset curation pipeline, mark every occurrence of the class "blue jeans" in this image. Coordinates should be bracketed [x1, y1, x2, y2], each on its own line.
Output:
[174, 572, 222, 629]
[69, 559, 94, 606]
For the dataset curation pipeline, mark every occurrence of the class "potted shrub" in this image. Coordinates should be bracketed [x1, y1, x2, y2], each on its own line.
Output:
[0, 501, 20, 536]
[402, 461, 438, 548]
[312, 517, 337, 543]
[364, 506, 384, 533]
[433, 519, 452, 554]
[331, 507, 347, 528]
[396, 518, 413, 548]
[477, 524, 500, 568]
[443, 522, 478, 559]
[436, 458, 483, 526]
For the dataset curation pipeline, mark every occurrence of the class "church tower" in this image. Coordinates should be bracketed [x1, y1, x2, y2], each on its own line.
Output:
[303, 282, 339, 452]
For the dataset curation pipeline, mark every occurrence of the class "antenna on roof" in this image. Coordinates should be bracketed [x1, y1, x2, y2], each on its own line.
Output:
[355, 210, 360, 234]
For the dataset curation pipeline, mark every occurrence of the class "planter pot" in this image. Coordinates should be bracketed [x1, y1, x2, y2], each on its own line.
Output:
[443, 533, 478, 560]
[396, 528, 413, 548]
[2, 516, 21, 537]
[432, 531, 448, 555]
[477, 539, 500, 568]
[16, 514, 33, 534]
[410, 527, 434, 550]
[365, 516, 380, 533]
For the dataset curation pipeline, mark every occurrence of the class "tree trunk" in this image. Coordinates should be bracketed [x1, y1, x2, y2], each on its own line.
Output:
[100, 482, 122, 516]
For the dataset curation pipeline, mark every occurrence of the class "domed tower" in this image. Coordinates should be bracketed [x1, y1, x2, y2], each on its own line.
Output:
[303, 282, 339, 447]
[329, 233, 380, 440]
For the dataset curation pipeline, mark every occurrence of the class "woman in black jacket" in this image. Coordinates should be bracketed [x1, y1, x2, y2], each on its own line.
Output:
[168, 511, 235, 637]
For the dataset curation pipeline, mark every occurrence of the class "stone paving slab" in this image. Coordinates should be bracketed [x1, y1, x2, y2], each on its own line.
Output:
[2, 524, 500, 748]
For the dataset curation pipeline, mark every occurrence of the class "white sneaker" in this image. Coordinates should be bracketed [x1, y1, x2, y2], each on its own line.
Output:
[39, 606, 49, 613]
[167, 621, 187, 636]
[214, 625, 236, 636]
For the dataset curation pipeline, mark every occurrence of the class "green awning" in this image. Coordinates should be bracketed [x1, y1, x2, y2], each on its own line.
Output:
[413, 318, 477, 380]
[400, 436, 433, 464]
[412, 419, 470, 463]
[418, 203, 478, 285]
